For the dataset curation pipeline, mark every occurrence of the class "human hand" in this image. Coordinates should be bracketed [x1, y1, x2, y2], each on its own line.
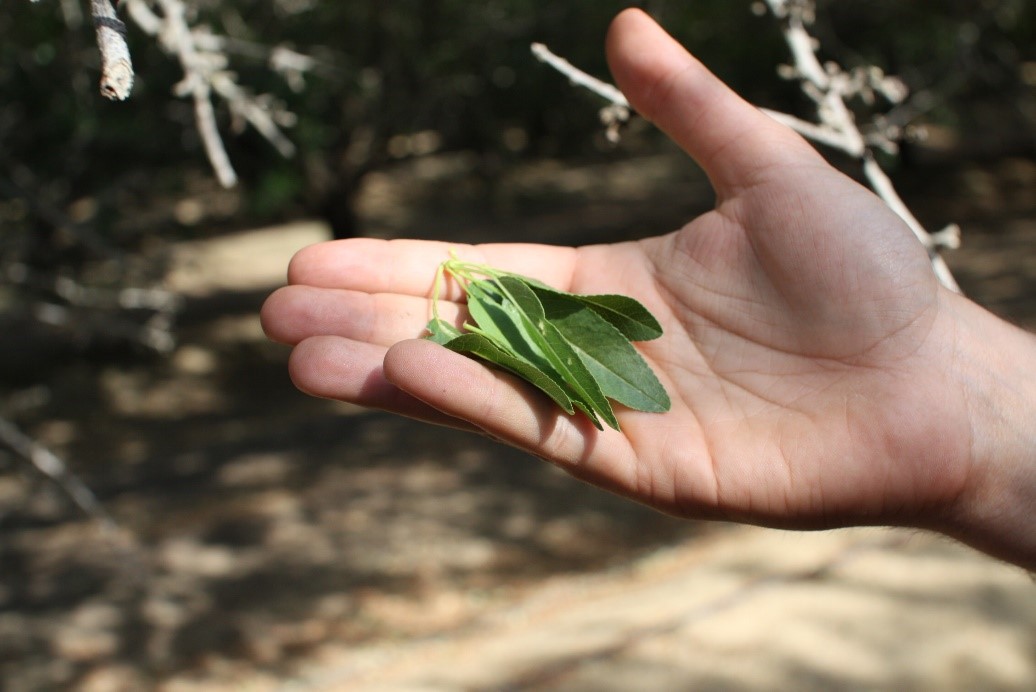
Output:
[262, 10, 1036, 567]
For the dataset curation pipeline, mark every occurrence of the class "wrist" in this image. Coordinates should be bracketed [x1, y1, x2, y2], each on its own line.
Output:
[935, 293, 1036, 570]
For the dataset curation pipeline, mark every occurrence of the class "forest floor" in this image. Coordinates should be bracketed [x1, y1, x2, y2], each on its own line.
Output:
[2, 147, 1035, 691]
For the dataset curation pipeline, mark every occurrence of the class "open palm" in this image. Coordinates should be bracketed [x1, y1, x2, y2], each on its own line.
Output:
[262, 10, 975, 532]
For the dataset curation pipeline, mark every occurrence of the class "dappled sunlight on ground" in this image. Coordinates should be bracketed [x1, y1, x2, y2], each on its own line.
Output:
[1, 152, 1034, 690]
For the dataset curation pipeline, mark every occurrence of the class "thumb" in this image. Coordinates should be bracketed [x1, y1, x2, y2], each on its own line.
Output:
[606, 9, 821, 197]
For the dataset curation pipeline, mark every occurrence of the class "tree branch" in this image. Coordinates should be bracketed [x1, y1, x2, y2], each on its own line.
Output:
[531, 42, 629, 108]
[761, 0, 960, 291]
[531, 42, 630, 143]
[531, 3, 961, 291]
[0, 415, 114, 530]
[90, 0, 134, 100]
[27, 0, 314, 186]
[120, 0, 305, 186]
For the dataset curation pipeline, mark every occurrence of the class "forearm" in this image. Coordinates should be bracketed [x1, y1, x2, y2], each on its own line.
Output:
[936, 293, 1036, 571]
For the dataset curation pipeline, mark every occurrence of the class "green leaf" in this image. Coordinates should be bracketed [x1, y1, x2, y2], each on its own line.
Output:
[464, 278, 554, 373]
[575, 294, 664, 342]
[546, 306, 671, 413]
[527, 283, 663, 342]
[467, 277, 609, 430]
[496, 277, 617, 430]
[423, 255, 671, 431]
[441, 333, 575, 414]
[462, 279, 602, 426]
[538, 318, 616, 430]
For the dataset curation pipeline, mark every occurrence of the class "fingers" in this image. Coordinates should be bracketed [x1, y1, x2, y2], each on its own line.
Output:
[605, 9, 822, 196]
[288, 335, 482, 432]
[383, 339, 638, 484]
[262, 284, 466, 346]
[289, 331, 639, 483]
[287, 237, 579, 297]
[279, 310, 640, 480]
[288, 331, 642, 490]
[288, 238, 455, 296]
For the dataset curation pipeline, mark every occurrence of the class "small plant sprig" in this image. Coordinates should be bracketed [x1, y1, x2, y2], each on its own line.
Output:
[425, 255, 670, 431]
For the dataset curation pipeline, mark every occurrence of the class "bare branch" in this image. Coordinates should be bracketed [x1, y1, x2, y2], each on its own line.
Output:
[531, 42, 630, 143]
[761, 0, 961, 291]
[758, 107, 859, 152]
[0, 415, 115, 530]
[120, 0, 306, 186]
[531, 42, 629, 108]
[29, 0, 313, 185]
[531, 6, 961, 291]
[2, 260, 181, 355]
[90, 0, 134, 100]
[192, 80, 239, 187]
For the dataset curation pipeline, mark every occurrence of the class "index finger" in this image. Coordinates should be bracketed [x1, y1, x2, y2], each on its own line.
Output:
[287, 237, 580, 300]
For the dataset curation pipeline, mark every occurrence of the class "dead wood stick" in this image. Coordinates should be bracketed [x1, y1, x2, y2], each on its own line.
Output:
[91, 0, 134, 100]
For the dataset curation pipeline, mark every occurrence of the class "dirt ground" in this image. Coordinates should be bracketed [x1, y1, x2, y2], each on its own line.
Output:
[1, 149, 1035, 691]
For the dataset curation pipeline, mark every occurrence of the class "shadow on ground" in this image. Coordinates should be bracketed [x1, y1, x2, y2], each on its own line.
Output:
[1, 150, 1034, 690]
[0, 280, 704, 689]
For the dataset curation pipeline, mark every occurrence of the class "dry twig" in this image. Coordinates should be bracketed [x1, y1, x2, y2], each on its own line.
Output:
[30, 0, 310, 186]
[531, 43, 630, 144]
[123, 0, 304, 186]
[532, 3, 961, 291]
[0, 415, 115, 531]
[90, 0, 134, 100]
[760, 0, 960, 291]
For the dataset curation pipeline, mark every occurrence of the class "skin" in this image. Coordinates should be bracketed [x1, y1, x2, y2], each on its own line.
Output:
[262, 10, 1036, 570]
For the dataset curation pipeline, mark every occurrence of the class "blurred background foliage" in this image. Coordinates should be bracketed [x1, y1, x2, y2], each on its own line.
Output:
[2, 1, 1033, 236]
[1, 3, 1035, 687]
[0, 0, 1033, 367]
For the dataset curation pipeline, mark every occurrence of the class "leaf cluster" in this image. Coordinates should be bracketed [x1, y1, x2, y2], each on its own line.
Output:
[425, 256, 670, 431]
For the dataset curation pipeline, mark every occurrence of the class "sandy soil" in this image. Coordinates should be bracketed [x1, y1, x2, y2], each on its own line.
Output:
[1, 151, 1034, 691]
